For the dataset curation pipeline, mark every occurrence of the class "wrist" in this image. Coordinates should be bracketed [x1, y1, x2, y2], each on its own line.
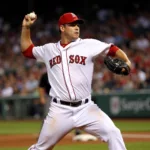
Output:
[22, 26, 30, 29]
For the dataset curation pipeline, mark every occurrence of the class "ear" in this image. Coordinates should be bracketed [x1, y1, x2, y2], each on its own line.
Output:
[60, 25, 65, 32]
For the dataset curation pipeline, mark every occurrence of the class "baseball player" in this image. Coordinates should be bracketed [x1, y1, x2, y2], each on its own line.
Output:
[21, 12, 131, 150]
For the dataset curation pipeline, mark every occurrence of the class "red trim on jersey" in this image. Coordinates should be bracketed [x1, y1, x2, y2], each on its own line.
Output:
[60, 42, 71, 48]
[22, 44, 35, 59]
[57, 47, 72, 99]
[107, 45, 119, 56]
[61, 43, 68, 47]
[66, 50, 76, 99]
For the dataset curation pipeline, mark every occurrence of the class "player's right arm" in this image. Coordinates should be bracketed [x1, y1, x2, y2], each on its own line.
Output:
[20, 12, 46, 61]
[21, 12, 37, 52]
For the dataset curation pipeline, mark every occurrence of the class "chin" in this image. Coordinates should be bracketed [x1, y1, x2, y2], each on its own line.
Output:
[71, 37, 78, 42]
[74, 35, 79, 39]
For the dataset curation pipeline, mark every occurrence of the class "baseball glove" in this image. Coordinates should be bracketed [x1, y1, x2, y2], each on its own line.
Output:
[104, 56, 130, 75]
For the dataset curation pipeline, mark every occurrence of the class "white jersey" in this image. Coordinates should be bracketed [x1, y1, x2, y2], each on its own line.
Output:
[33, 38, 112, 101]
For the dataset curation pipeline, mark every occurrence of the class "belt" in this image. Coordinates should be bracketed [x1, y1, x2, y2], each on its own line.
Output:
[53, 98, 89, 107]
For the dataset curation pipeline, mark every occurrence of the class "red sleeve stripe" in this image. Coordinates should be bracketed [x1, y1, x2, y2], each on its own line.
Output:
[107, 45, 119, 56]
[22, 44, 35, 59]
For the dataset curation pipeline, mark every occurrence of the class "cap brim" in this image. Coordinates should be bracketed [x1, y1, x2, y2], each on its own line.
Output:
[70, 19, 84, 24]
[76, 19, 84, 24]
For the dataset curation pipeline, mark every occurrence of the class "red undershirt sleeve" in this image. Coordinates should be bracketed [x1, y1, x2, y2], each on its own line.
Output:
[107, 45, 119, 57]
[22, 44, 35, 59]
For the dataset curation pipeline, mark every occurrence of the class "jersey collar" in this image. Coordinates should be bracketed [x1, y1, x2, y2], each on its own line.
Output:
[57, 38, 81, 51]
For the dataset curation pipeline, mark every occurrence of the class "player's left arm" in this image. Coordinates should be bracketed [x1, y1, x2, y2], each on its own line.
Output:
[107, 45, 131, 69]
[115, 49, 131, 69]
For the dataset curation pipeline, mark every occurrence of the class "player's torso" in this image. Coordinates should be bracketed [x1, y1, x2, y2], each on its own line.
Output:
[33, 38, 109, 100]
[44, 39, 94, 100]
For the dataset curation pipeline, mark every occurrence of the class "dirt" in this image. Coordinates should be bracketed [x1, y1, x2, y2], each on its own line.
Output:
[0, 132, 150, 148]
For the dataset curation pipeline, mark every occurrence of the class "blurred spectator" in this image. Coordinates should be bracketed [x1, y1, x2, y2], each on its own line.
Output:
[1, 81, 13, 97]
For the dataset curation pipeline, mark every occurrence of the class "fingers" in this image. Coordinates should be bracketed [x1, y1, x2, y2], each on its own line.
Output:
[25, 14, 36, 22]
[121, 67, 130, 75]
[22, 12, 37, 28]
[26, 12, 37, 21]
[122, 68, 125, 72]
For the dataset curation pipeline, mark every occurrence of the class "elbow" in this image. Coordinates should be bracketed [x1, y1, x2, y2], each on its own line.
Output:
[22, 44, 35, 59]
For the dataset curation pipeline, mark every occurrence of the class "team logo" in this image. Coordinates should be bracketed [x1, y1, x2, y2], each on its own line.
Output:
[69, 55, 87, 65]
[110, 96, 121, 115]
[49, 55, 61, 68]
[49, 55, 87, 68]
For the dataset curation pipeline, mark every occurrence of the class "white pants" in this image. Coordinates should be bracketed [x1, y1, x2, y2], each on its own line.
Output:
[28, 100, 127, 150]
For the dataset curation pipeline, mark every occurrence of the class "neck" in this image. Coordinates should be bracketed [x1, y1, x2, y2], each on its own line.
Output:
[60, 36, 78, 44]
[60, 39, 70, 45]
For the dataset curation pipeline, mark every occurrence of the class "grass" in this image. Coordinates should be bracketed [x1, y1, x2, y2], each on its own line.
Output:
[0, 142, 150, 150]
[0, 120, 42, 134]
[55, 142, 150, 150]
[0, 119, 150, 134]
[114, 120, 150, 132]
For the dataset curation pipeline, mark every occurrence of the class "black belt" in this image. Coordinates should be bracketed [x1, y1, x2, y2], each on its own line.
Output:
[53, 98, 89, 107]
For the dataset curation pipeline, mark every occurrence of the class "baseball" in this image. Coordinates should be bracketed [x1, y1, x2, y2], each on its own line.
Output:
[29, 12, 36, 19]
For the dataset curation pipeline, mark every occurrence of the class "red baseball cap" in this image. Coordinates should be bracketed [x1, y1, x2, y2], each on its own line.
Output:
[58, 12, 84, 26]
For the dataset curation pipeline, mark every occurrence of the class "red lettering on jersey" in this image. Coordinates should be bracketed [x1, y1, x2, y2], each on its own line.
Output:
[79, 56, 87, 65]
[56, 56, 61, 63]
[49, 55, 61, 68]
[69, 55, 87, 65]
[69, 55, 74, 63]
[50, 55, 87, 68]
[52, 57, 57, 66]
[75, 55, 80, 63]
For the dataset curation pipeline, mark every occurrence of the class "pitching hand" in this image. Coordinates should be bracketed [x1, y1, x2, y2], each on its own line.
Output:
[22, 12, 37, 29]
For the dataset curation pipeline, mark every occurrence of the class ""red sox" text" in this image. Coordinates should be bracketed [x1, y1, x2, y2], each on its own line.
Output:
[49, 55, 87, 68]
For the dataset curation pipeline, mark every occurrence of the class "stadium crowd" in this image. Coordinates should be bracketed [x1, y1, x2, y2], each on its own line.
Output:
[0, 9, 150, 98]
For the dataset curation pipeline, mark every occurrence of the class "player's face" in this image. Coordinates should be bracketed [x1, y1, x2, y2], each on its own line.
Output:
[62, 22, 80, 40]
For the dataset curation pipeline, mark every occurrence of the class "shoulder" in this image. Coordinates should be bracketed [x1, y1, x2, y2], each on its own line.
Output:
[43, 43, 57, 48]
[80, 38, 102, 43]
[34, 43, 56, 49]
[79, 38, 108, 47]
[34, 43, 57, 52]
